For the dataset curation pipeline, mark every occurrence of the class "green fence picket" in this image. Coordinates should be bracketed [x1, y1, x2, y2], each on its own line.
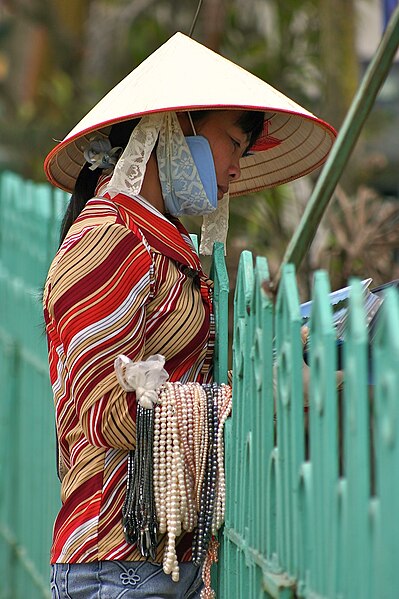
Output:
[275, 264, 304, 581]
[307, 271, 339, 597]
[341, 279, 372, 599]
[251, 256, 273, 556]
[372, 288, 399, 599]
[210, 241, 229, 385]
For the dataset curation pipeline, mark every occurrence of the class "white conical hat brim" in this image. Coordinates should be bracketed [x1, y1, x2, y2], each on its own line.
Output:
[44, 32, 336, 196]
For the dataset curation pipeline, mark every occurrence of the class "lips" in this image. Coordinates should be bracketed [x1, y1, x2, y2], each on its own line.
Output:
[218, 185, 228, 198]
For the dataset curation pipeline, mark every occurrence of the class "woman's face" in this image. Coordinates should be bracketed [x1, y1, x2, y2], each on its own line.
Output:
[194, 111, 250, 200]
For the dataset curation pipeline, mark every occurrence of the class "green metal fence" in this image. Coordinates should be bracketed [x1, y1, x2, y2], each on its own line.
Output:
[216, 9, 399, 597]
[0, 172, 68, 599]
[218, 252, 399, 598]
[2, 170, 399, 598]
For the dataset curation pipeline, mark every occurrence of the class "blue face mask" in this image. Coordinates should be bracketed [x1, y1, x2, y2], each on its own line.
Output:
[157, 130, 218, 217]
[184, 135, 218, 212]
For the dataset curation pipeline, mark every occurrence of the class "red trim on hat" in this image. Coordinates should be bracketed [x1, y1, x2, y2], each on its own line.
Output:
[44, 105, 337, 192]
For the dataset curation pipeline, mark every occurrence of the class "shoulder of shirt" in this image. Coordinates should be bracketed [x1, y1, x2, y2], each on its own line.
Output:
[44, 213, 153, 308]
[65, 196, 149, 244]
[46, 199, 151, 280]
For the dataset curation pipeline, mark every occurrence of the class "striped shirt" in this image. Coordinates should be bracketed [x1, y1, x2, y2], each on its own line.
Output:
[43, 184, 214, 563]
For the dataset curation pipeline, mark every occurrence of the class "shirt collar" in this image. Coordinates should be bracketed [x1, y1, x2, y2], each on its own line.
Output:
[98, 182, 202, 273]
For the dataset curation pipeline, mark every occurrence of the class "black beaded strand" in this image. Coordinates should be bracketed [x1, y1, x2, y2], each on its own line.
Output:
[122, 448, 137, 544]
[192, 384, 219, 565]
[122, 404, 158, 559]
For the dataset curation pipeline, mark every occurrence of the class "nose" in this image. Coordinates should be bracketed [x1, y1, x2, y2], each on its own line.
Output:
[229, 157, 241, 181]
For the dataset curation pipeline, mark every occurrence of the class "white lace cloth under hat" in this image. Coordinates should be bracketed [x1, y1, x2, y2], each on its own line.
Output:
[103, 111, 228, 255]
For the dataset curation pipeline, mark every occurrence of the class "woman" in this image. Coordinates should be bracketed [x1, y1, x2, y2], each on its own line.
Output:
[43, 33, 335, 598]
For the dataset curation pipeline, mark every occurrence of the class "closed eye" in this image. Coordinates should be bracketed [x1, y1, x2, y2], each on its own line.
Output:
[230, 137, 241, 150]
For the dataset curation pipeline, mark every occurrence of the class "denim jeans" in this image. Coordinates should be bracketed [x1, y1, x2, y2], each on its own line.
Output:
[50, 560, 204, 598]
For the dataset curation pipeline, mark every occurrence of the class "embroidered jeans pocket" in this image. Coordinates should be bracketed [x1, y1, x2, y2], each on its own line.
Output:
[51, 560, 204, 598]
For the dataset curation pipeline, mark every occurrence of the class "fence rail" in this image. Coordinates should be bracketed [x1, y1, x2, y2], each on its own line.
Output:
[1, 171, 399, 598]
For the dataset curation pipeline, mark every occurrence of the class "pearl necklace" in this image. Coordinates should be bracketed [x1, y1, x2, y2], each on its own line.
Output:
[213, 384, 232, 533]
[125, 381, 232, 591]
[156, 383, 231, 579]
[192, 385, 218, 565]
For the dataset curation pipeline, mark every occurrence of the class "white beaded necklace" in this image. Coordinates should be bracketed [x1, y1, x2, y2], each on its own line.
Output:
[152, 382, 232, 589]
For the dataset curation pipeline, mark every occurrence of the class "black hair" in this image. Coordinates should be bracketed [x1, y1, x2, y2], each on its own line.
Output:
[58, 118, 139, 247]
[236, 111, 265, 152]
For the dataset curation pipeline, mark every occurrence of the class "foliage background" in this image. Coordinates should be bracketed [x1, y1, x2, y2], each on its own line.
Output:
[1, 0, 398, 298]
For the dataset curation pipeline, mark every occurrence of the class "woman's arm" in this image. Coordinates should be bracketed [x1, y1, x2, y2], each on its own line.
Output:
[46, 221, 153, 450]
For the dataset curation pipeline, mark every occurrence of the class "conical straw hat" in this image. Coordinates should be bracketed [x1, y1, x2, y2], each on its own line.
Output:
[44, 32, 336, 196]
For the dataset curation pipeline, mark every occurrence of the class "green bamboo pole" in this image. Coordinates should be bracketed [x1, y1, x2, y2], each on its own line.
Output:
[277, 5, 399, 285]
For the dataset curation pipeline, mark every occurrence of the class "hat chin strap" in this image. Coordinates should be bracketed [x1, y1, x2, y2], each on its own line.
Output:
[199, 193, 229, 256]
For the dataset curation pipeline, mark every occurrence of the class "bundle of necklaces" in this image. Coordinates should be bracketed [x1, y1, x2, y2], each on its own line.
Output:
[115, 355, 232, 598]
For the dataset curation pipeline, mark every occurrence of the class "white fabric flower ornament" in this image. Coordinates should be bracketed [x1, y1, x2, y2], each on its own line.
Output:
[114, 354, 169, 409]
[83, 138, 122, 171]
